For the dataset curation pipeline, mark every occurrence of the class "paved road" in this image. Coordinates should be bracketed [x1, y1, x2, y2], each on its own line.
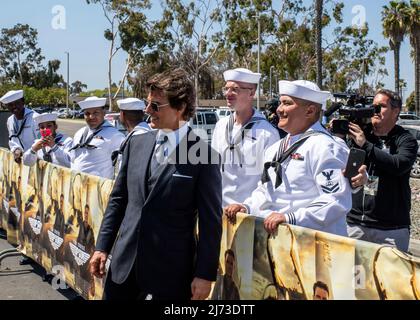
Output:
[0, 234, 79, 300]
[56, 118, 85, 137]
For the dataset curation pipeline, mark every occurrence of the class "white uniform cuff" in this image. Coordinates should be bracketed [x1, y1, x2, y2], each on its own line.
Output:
[285, 212, 296, 225]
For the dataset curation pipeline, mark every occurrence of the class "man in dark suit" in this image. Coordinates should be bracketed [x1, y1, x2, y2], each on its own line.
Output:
[90, 68, 222, 300]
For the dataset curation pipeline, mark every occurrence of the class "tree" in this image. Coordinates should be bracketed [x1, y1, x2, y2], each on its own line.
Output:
[86, 0, 152, 110]
[0, 23, 44, 85]
[406, 0, 420, 115]
[71, 80, 88, 94]
[314, 0, 323, 89]
[382, 1, 410, 95]
[406, 91, 415, 112]
[160, 0, 225, 105]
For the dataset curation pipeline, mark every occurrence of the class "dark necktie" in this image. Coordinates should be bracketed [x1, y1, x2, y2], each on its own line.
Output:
[150, 135, 168, 175]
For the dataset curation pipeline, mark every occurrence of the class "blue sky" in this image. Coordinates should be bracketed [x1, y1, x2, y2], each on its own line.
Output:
[0, 0, 415, 101]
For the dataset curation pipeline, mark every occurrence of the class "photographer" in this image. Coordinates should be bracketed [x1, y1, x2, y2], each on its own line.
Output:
[342, 89, 418, 252]
[265, 98, 287, 138]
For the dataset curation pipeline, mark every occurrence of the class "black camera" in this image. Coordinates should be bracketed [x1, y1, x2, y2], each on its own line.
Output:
[326, 93, 379, 135]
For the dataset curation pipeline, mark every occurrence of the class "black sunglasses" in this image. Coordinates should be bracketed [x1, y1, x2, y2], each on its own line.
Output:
[145, 100, 170, 112]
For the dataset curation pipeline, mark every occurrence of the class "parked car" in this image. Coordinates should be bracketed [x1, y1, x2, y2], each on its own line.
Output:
[401, 124, 420, 178]
[397, 113, 420, 126]
[189, 110, 219, 143]
[145, 110, 219, 143]
[216, 107, 233, 119]
[33, 106, 53, 114]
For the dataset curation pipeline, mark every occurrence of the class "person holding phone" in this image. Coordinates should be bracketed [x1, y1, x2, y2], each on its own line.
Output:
[23, 113, 73, 167]
[346, 89, 418, 252]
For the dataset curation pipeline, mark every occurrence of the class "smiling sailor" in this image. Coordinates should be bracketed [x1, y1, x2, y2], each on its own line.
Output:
[67, 96, 125, 179]
[224, 80, 352, 236]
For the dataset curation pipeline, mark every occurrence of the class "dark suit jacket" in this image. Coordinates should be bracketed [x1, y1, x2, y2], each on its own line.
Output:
[96, 128, 222, 298]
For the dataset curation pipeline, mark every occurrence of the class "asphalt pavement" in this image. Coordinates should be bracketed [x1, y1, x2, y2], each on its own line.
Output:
[56, 118, 86, 137]
[0, 234, 79, 300]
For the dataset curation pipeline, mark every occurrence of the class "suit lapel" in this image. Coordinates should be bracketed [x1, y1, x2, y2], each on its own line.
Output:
[139, 131, 158, 202]
[144, 127, 194, 207]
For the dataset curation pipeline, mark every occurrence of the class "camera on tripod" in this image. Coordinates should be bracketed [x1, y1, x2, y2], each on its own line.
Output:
[325, 93, 379, 135]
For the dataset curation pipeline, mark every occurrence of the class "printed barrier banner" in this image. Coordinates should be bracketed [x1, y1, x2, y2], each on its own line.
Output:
[0, 148, 112, 299]
[1, 147, 420, 300]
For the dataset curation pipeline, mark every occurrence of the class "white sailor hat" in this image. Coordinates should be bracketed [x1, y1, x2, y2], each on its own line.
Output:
[78, 96, 107, 110]
[0, 90, 24, 104]
[117, 98, 145, 111]
[34, 113, 58, 126]
[278, 80, 331, 110]
[223, 68, 261, 84]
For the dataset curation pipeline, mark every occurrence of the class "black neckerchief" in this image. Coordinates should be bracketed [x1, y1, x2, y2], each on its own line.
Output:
[9, 109, 34, 149]
[69, 121, 106, 152]
[221, 112, 265, 171]
[261, 130, 330, 188]
[41, 134, 64, 162]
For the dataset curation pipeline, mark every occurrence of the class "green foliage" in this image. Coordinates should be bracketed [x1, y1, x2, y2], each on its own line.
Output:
[406, 91, 415, 112]
[0, 83, 66, 107]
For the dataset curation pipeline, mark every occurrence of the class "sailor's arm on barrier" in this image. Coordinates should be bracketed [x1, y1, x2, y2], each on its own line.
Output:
[224, 204, 247, 224]
[22, 147, 38, 166]
[264, 212, 286, 233]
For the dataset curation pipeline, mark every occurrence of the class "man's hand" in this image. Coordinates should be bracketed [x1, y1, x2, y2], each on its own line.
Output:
[13, 149, 23, 163]
[264, 212, 286, 233]
[191, 277, 212, 300]
[348, 122, 366, 147]
[89, 251, 108, 278]
[349, 164, 368, 189]
[224, 204, 246, 225]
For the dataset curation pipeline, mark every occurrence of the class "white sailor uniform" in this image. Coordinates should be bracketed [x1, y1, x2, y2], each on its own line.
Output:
[23, 133, 73, 167]
[7, 107, 39, 152]
[68, 121, 125, 179]
[211, 110, 280, 207]
[243, 122, 352, 236]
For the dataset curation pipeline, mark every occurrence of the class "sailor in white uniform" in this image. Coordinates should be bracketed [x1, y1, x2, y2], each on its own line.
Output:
[225, 80, 352, 236]
[211, 68, 280, 207]
[112, 97, 151, 176]
[1, 90, 38, 163]
[23, 113, 73, 167]
[67, 96, 125, 179]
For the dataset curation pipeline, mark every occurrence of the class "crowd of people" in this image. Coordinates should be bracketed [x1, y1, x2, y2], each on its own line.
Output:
[0, 67, 418, 300]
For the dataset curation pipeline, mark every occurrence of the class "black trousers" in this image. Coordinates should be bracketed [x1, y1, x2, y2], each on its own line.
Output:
[102, 257, 148, 300]
[102, 257, 192, 300]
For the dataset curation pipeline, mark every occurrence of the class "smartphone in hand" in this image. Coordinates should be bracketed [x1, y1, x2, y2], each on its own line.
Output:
[344, 148, 366, 179]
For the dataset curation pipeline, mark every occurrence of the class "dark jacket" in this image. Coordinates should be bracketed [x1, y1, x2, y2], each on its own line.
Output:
[347, 125, 418, 229]
[96, 128, 222, 298]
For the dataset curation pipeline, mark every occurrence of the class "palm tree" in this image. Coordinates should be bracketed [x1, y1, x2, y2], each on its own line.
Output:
[406, 0, 420, 115]
[315, 0, 323, 89]
[381, 1, 410, 95]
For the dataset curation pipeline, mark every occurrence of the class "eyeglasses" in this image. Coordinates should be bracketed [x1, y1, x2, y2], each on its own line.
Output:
[222, 86, 254, 95]
[146, 100, 170, 112]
